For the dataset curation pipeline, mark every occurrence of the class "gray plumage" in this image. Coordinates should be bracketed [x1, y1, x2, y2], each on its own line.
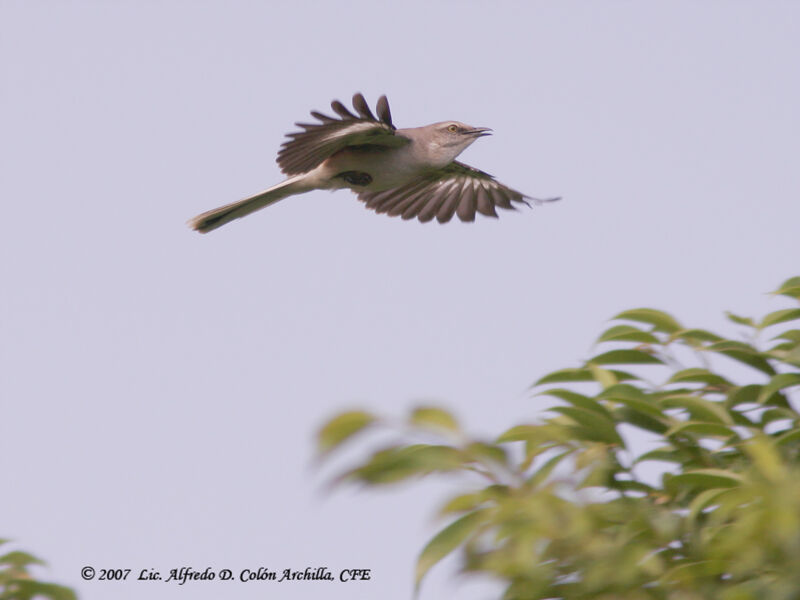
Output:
[189, 93, 558, 233]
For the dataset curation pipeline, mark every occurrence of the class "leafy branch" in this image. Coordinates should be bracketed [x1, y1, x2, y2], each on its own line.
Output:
[316, 276, 800, 599]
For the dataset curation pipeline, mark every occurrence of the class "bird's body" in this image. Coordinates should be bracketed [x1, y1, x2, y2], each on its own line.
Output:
[189, 94, 557, 233]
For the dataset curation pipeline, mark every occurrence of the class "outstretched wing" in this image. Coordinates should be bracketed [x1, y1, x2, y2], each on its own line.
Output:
[357, 161, 559, 223]
[277, 93, 408, 175]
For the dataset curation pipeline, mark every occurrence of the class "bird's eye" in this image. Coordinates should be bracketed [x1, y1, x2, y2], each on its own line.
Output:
[447, 124, 458, 133]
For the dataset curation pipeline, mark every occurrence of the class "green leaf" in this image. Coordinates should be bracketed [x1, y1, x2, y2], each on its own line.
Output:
[743, 436, 785, 481]
[439, 492, 485, 515]
[316, 410, 375, 455]
[614, 406, 669, 434]
[415, 509, 489, 587]
[601, 388, 672, 430]
[587, 364, 619, 389]
[588, 349, 663, 365]
[439, 486, 509, 515]
[596, 325, 660, 344]
[549, 406, 623, 445]
[612, 308, 682, 333]
[537, 388, 612, 417]
[521, 440, 564, 469]
[636, 447, 685, 465]
[496, 424, 540, 443]
[405, 445, 464, 471]
[610, 479, 655, 494]
[777, 345, 800, 368]
[772, 276, 800, 299]
[526, 450, 572, 487]
[579, 461, 614, 488]
[687, 488, 732, 525]
[769, 343, 799, 358]
[771, 329, 800, 343]
[760, 308, 800, 328]
[776, 428, 800, 446]
[600, 384, 664, 417]
[707, 340, 776, 376]
[659, 395, 733, 424]
[496, 424, 571, 450]
[0, 551, 45, 568]
[674, 328, 724, 344]
[757, 372, 800, 403]
[660, 560, 729, 585]
[348, 444, 464, 484]
[597, 383, 647, 399]
[768, 334, 800, 366]
[2, 581, 77, 600]
[464, 442, 508, 466]
[345, 447, 420, 485]
[725, 311, 756, 327]
[758, 407, 797, 426]
[533, 367, 637, 386]
[665, 421, 738, 439]
[666, 469, 745, 492]
[409, 406, 459, 433]
[726, 384, 762, 407]
[668, 368, 732, 387]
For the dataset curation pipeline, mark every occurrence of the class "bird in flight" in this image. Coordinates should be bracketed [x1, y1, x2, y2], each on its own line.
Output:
[189, 93, 559, 233]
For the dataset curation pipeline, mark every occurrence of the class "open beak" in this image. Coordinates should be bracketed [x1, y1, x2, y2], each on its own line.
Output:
[465, 127, 492, 138]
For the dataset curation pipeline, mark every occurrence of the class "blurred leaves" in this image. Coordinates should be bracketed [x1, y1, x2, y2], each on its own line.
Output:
[772, 276, 800, 299]
[760, 308, 800, 328]
[0, 542, 76, 600]
[415, 509, 489, 588]
[316, 410, 375, 456]
[534, 367, 637, 385]
[409, 406, 460, 434]
[317, 275, 800, 599]
[612, 308, 682, 333]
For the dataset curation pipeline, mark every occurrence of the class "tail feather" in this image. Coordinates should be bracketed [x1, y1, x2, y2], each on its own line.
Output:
[189, 175, 311, 233]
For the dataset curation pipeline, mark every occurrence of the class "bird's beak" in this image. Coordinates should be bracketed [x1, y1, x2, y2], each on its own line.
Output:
[465, 127, 492, 138]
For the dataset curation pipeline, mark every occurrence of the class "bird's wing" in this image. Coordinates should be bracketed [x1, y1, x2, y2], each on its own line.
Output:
[357, 160, 558, 223]
[277, 93, 408, 175]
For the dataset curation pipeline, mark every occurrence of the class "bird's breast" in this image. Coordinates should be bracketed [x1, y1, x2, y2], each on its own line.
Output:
[323, 146, 427, 191]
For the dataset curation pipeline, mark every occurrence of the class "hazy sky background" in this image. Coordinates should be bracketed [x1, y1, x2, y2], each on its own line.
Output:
[2, 2, 799, 599]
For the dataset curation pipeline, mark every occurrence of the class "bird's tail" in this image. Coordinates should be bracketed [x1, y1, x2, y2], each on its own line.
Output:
[188, 174, 311, 233]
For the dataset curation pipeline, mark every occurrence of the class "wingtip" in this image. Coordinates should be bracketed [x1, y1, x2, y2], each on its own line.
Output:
[376, 94, 393, 128]
[352, 92, 375, 120]
[330, 99, 356, 119]
[525, 195, 562, 206]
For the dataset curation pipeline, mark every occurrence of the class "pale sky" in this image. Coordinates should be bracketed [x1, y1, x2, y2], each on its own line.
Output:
[2, 2, 799, 599]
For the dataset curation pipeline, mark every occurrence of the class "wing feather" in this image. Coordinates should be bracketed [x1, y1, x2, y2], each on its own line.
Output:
[436, 193, 461, 223]
[400, 189, 436, 220]
[376, 95, 393, 127]
[331, 100, 356, 119]
[352, 93, 376, 120]
[417, 183, 451, 222]
[277, 94, 406, 175]
[373, 179, 430, 214]
[387, 186, 429, 217]
[357, 160, 557, 224]
[475, 186, 497, 217]
[456, 193, 477, 222]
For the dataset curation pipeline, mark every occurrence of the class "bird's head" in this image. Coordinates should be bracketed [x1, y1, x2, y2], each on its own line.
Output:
[425, 121, 492, 164]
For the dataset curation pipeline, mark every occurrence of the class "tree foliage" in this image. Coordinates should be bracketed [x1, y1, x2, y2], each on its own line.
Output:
[0, 540, 76, 600]
[317, 276, 800, 599]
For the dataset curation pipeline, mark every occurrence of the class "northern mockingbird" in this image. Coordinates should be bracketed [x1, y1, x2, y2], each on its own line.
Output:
[189, 93, 558, 233]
